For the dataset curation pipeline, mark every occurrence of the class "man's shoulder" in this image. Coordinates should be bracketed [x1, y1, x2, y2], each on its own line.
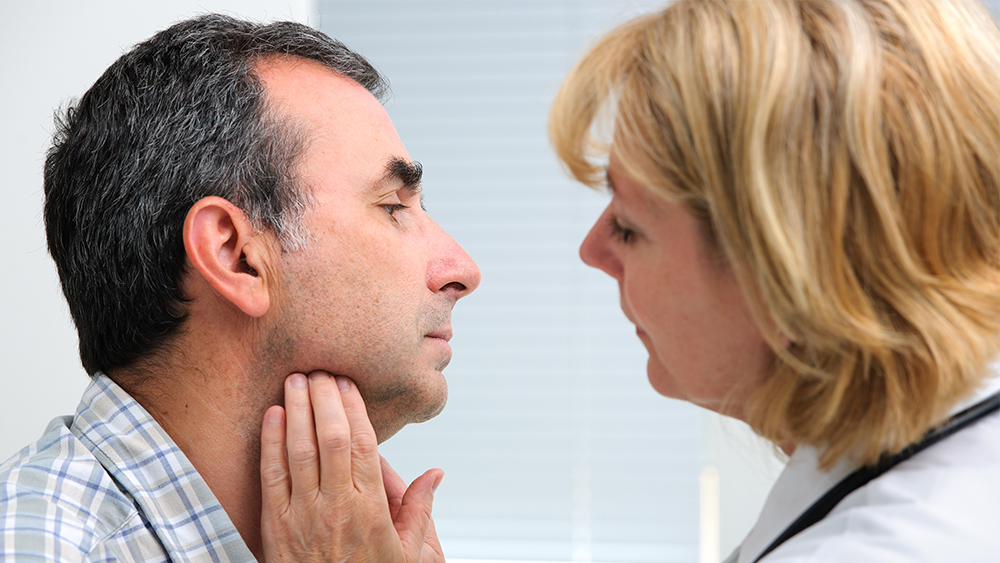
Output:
[0, 416, 141, 560]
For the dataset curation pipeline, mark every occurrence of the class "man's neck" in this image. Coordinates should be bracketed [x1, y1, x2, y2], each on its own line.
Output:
[113, 345, 281, 560]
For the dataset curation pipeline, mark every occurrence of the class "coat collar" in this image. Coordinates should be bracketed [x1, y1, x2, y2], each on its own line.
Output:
[735, 362, 1000, 563]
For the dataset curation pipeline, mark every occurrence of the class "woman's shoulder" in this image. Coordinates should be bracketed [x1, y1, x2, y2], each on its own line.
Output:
[764, 399, 999, 562]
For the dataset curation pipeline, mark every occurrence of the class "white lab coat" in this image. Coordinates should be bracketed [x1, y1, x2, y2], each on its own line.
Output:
[727, 368, 1000, 562]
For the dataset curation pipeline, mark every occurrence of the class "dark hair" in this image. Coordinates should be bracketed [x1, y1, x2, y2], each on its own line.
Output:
[43, 14, 389, 376]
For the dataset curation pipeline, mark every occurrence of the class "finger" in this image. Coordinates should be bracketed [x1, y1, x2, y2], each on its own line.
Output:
[260, 405, 290, 517]
[381, 455, 407, 521]
[284, 373, 320, 503]
[337, 377, 382, 489]
[394, 469, 444, 560]
[307, 371, 352, 496]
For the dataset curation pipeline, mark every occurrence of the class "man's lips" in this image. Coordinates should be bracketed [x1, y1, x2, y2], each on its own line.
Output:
[425, 329, 453, 342]
[426, 329, 453, 369]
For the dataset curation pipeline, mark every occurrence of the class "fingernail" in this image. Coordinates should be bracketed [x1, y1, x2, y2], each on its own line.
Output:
[289, 374, 307, 389]
[432, 472, 444, 493]
[336, 377, 350, 392]
[267, 408, 284, 425]
[309, 371, 330, 381]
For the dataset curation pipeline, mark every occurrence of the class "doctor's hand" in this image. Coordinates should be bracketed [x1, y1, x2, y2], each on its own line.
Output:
[260, 371, 445, 563]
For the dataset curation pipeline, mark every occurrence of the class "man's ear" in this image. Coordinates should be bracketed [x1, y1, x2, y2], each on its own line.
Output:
[183, 196, 274, 318]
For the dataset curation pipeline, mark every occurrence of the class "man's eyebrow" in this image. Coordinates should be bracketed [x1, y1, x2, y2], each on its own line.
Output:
[382, 157, 423, 195]
[604, 167, 615, 193]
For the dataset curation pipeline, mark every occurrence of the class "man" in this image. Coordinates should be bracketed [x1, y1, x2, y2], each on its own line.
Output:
[0, 15, 479, 562]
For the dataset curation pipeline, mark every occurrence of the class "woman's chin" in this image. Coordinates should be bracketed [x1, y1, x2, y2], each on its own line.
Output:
[646, 356, 683, 400]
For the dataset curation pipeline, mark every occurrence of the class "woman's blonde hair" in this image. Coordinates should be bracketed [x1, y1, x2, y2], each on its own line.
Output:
[550, 0, 1000, 467]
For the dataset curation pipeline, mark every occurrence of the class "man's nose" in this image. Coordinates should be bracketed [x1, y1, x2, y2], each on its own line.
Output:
[579, 205, 623, 280]
[427, 222, 481, 300]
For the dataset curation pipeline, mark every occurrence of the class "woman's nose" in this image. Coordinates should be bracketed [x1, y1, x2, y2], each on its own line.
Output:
[579, 205, 623, 280]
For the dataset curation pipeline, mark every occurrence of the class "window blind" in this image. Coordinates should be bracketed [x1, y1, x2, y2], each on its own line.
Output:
[318, 2, 716, 561]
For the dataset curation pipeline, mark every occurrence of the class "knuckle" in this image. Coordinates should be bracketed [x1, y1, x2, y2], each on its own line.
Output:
[260, 467, 287, 489]
[351, 436, 378, 457]
[318, 426, 351, 453]
[287, 438, 319, 464]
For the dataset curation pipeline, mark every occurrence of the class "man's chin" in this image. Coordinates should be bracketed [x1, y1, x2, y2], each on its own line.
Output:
[370, 379, 448, 444]
[372, 403, 444, 444]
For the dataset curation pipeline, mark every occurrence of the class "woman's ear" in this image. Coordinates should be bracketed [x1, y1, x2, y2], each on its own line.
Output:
[183, 196, 274, 317]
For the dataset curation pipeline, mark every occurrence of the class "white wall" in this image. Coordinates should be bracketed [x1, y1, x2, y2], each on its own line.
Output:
[0, 0, 314, 462]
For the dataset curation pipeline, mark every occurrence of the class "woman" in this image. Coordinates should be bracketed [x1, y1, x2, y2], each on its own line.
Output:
[258, 0, 999, 561]
[549, 0, 1000, 560]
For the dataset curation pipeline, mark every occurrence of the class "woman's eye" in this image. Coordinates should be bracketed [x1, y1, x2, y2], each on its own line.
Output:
[609, 216, 635, 244]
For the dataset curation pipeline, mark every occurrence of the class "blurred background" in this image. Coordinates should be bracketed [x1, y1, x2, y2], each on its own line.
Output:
[3, 1, 996, 562]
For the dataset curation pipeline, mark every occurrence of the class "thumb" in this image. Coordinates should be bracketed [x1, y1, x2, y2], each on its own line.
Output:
[393, 469, 444, 560]
[381, 455, 407, 521]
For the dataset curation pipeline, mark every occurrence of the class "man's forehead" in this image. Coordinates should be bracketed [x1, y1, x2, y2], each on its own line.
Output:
[256, 56, 382, 125]
[257, 57, 417, 196]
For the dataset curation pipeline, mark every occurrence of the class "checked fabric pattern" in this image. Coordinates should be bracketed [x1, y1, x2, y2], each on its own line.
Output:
[0, 374, 255, 562]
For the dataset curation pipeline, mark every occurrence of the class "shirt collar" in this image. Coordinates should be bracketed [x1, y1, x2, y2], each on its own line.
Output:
[70, 373, 255, 563]
[736, 364, 1000, 563]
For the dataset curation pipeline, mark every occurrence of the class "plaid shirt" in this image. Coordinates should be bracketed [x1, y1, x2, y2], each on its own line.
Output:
[0, 374, 255, 562]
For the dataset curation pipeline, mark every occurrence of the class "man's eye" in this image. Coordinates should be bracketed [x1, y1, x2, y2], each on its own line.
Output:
[381, 203, 409, 221]
[609, 216, 635, 244]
